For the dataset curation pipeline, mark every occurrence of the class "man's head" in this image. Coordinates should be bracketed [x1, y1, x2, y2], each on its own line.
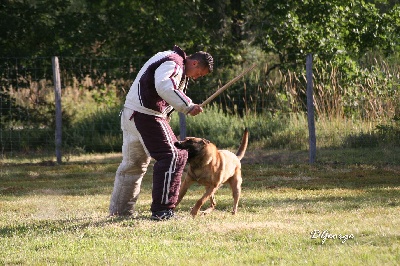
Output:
[185, 51, 214, 80]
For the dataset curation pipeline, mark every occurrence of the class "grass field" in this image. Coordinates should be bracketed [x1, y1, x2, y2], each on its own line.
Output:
[1, 150, 399, 265]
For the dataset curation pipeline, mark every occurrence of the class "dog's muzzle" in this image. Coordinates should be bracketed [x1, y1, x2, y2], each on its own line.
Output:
[174, 141, 184, 149]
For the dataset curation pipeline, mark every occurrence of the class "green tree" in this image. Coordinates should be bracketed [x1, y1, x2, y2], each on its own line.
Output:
[245, 0, 399, 70]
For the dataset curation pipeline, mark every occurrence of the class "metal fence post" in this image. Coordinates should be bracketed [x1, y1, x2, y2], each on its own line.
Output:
[178, 112, 186, 140]
[52, 56, 62, 164]
[306, 54, 316, 164]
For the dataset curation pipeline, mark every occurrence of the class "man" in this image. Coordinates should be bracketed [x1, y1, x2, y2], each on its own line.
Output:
[109, 45, 213, 220]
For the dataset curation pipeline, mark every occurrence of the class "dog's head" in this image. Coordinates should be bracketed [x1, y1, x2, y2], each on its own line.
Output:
[174, 137, 210, 159]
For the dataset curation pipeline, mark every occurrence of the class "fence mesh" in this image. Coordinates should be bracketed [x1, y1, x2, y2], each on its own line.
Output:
[1, 55, 399, 161]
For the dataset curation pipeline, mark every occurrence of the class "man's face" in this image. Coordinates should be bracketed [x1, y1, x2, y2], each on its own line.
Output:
[186, 61, 209, 80]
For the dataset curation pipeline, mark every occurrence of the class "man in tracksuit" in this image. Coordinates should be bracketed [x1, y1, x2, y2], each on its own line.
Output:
[109, 45, 214, 220]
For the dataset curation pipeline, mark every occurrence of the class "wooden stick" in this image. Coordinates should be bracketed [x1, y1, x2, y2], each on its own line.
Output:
[199, 63, 257, 108]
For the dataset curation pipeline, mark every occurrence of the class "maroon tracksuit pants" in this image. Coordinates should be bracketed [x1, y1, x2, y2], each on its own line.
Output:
[133, 112, 188, 212]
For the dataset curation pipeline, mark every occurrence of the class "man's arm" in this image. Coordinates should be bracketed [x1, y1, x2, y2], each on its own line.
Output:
[155, 61, 195, 114]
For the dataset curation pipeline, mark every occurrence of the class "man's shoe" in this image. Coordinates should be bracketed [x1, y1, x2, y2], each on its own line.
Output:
[151, 209, 175, 221]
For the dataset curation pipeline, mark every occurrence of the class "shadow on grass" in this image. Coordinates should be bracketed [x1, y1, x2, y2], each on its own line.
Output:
[243, 146, 400, 166]
[176, 185, 399, 217]
[1, 149, 399, 199]
[239, 188, 400, 212]
[242, 165, 400, 190]
[175, 163, 400, 214]
[1, 156, 122, 197]
[0, 213, 164, 238]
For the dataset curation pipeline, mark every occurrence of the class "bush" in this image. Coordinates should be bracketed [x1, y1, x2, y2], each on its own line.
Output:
[63, 106, 122, 153]
[171, 104, 292, 149]
[342, 120, 400, 148]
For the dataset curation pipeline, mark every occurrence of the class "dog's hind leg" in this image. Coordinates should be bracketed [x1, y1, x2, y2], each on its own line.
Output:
[229, 173, 242, 215]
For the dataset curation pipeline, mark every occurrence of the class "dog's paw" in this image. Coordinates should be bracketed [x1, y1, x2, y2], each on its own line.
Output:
[199, 210, 208, 216]
[190, 208, 199, 217]
[201, 207, 214, 215]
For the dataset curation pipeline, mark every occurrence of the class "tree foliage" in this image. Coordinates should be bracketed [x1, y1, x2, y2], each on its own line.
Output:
[0, 0, 399, 119]
[244, 0, 399, 70]
[1, 0, 398, 61]
[1, 0, 399, 154]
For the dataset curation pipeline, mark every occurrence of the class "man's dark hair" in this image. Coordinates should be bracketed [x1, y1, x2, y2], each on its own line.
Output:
[188, 51, 214, 73]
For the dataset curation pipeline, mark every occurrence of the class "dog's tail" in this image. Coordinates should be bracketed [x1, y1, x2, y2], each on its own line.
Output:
[236, 128, 249, 160]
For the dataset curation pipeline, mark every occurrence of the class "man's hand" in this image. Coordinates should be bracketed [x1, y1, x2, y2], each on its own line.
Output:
[188, 105, 203, 116]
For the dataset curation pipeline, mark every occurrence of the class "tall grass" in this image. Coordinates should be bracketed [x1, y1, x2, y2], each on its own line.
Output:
[171, 105, 399, 151]
[2, 102, 398, 157]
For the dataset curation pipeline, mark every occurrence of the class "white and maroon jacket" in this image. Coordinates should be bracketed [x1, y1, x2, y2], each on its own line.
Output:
[124, 46, 194, 117]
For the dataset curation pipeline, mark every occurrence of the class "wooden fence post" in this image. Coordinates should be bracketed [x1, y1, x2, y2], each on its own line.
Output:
[52, 56, 62, 164]
[306, 54, 316, 164]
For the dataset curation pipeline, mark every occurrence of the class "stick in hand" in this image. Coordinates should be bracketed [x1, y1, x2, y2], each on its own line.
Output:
[199, 63, 257, 108]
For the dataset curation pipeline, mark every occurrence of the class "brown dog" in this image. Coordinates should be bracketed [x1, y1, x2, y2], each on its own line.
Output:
[174, 128, 249, 217]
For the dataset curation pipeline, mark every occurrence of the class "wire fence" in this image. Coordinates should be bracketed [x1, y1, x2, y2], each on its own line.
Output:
[0, 55, 243, 159]
[1, 55, 399, 162]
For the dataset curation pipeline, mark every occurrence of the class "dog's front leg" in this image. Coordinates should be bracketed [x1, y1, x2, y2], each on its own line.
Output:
[201, 193, 216, 215]
[191, 186, 218, 217]
[176, 175, 195, 207]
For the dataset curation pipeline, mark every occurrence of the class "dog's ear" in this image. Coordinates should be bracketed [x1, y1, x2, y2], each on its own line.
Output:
[202, 139, 210, 145]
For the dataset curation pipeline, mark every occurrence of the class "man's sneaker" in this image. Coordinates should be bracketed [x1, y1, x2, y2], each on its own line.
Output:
[151, 209, 175, 221]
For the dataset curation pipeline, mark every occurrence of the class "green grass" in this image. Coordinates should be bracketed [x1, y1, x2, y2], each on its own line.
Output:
[1, 152, 399, 265]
